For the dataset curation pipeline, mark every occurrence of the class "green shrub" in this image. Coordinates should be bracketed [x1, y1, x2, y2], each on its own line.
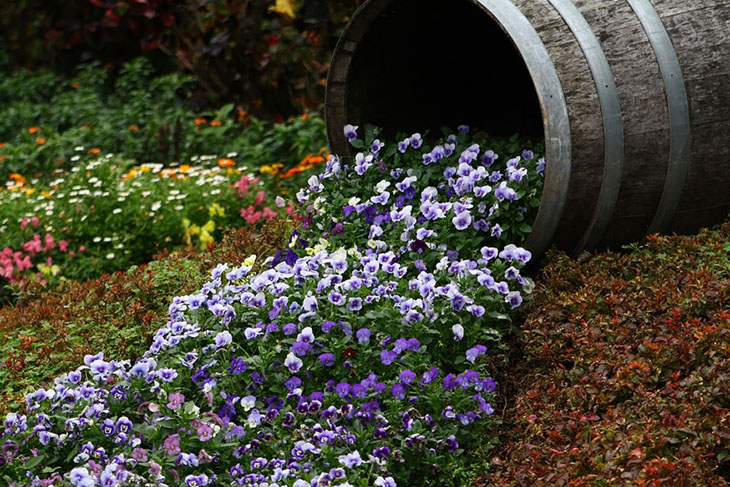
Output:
[0, 58, 328, 181]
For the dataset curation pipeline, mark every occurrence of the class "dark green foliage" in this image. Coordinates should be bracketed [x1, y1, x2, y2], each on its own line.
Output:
[0, 58, 327, 181]
[0, 0, 359, 117]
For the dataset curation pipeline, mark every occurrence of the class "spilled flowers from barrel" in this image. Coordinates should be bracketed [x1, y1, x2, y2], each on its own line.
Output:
[1, 124, 545, 486]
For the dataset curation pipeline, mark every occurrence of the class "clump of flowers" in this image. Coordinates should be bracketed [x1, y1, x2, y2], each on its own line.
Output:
[0, 125, 543, 486]
[295, 124, 544, 269]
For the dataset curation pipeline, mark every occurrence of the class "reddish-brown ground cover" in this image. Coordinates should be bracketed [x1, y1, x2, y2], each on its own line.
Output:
[484, 222, 730, 486]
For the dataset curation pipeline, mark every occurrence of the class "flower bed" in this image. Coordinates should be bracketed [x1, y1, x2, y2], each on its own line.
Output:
[0, 59, 328, 182]
[1, 125, 545, 486]
[0, 151, 300, 288]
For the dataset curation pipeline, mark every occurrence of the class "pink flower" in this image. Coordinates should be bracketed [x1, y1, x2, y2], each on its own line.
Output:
[198, 449, 214, 463]
[262, 207, 278, 222]
[232, 175, 260, 198]
[163, 434, 181, 455]
[22, 235, 43, 255]
[14, 254, 31, 272]
[43, 233, 55, 252]
[30, 216, 39, 228]
[196, 423, 214, 442]
[78, 246, 86, 253]
[87, 459, 102, 474]
[20, 218, 29, 231]
[255, 191, 267, 206]
[58, 240, 69, 252]
[241, 206, 262, 225]
[1, 264, 13, 279]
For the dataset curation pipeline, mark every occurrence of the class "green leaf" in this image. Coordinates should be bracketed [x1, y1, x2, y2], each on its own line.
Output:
[25, 455, 46, 469]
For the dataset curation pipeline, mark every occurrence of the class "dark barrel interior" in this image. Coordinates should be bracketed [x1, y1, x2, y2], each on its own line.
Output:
[346, 0, 544, 140]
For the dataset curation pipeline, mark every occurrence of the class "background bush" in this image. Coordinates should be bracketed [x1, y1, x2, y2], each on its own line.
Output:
[0, 0, 360, 118]
[0, 58, 328, 181]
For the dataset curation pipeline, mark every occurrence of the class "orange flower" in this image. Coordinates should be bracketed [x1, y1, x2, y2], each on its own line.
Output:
[35, 138, 46, 145]
[298, 154, 326, 168]
[9, 173, 26, 184]
[179, 164, 193, 174]
[194, 118, 207, 126]
[301, 114, 308, 120]
[280, 167, 303, 179]
[82, 124, 92, 129]
[88, 147, 101, 154]
[0, 143, 5, 148]
[28, 127, 41, 134]
[298, 153, 314, 167]
[217, 158, 235, 168]
[128, 124, 139, 131]
[71, 82, 80, 89]
[0, 156, 5, 161]
[210, 120, 222, 127]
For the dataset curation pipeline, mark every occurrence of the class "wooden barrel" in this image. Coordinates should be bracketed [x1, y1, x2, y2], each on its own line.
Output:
[325, 0, 730, 256]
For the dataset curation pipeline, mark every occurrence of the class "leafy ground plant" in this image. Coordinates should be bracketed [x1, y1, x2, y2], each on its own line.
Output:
[483, 221, 730, 486]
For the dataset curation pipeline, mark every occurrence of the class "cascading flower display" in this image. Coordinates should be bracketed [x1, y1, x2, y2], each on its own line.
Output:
[0, 124, 544, 486]
[293, 124, 544, 273]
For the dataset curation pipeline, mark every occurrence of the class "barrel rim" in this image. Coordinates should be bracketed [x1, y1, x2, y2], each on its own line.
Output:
[474, 0, 573, 257]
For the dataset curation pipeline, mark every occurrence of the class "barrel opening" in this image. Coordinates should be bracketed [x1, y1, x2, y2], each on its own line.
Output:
[346, 0, 544, 141]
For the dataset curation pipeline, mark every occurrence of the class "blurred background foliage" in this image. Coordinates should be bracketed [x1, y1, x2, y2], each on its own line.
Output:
[0, 0, 360, 119]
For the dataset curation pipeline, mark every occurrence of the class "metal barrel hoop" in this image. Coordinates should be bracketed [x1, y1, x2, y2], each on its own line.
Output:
[546, 0, 625, 254]
[626, 0, 692, 236]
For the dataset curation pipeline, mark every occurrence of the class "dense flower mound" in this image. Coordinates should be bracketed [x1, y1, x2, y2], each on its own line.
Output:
[293, 125, 545, 264]
[0, 126, 545, 486]
[484, 222, 730, 486]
